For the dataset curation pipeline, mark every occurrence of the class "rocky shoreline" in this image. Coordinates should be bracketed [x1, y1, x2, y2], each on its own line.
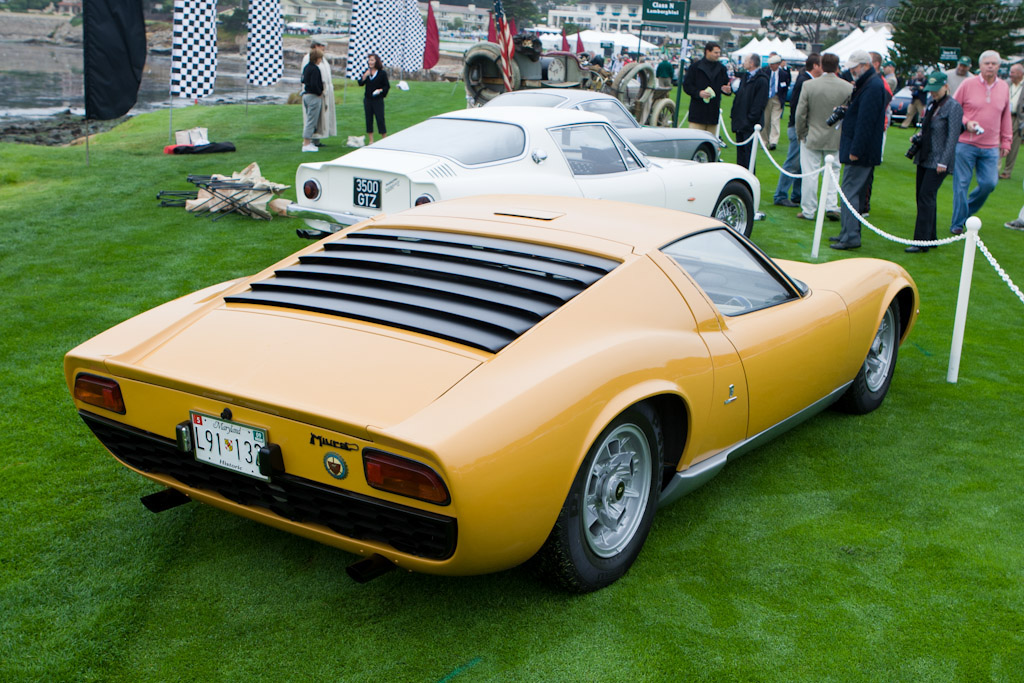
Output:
[0, 111, 127, 146]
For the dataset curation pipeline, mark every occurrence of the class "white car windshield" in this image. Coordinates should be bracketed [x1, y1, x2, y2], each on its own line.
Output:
[374, 118, 526, 165]
[490, 92, 568, 107]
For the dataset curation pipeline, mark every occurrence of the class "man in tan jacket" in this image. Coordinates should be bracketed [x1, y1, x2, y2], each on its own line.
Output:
[795, 53, 853, 220]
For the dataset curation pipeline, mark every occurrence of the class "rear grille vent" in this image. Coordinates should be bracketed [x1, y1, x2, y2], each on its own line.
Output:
[427, 163, 457, 178]
[225, 228, 619, 353]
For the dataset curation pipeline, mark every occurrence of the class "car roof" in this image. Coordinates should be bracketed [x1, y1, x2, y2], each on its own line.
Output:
[488, 90, 621, 107]
[370, 194, 722, 258]
[436, 106, 611, 128]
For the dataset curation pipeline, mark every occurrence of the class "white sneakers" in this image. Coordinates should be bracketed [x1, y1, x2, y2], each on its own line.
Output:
[301, 144, 318, 152]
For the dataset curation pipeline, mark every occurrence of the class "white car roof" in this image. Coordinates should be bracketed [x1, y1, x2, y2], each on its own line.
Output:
[436, 106, 611, 128]
[488, 90, 621, 108]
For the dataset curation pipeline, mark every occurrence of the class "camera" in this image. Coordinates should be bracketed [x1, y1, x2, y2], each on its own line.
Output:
[974, 125, 985, 135]
[826, 105, 848, 127]
[905, 133, 922, 160]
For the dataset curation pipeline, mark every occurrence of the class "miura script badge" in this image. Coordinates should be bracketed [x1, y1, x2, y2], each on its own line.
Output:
[309, 432, 359, 451]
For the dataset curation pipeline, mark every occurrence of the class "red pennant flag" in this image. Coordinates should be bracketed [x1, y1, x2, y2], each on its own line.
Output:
[561, 27, 570, 51]
[423, 3, 440, 69]
[576, 32, 584, 54]
[488, 12, 497, 43]
[510, 16, 517, 36]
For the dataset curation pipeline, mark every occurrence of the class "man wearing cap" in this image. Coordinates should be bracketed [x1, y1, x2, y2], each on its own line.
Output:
[883, 61, 899, 93]
[901, 69, 928, 128]
[300, 39, 337, 146]
[945, 56, 973, 97]
[760, 53, 790, 149]
[832, 50, 886, 250]
[732, 54, 770, 170]
[949, 50, 1012, 234]
[999, 63, 1024, 179]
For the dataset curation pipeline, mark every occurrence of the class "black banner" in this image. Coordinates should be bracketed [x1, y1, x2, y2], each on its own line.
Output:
[83, 0, 147, 120]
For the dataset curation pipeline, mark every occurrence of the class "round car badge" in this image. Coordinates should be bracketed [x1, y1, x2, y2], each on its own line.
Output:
[323, 452, 348, 480]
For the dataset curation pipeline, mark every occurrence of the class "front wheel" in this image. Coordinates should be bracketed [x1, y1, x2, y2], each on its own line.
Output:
[713, 180, 754, 238]
[692, 142, 715, 163]
[836, 298, 901, 414]
[534, 404, 663, 592]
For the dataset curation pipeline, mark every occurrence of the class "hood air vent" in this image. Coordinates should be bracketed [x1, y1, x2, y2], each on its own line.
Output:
[225, 228, 619, 353]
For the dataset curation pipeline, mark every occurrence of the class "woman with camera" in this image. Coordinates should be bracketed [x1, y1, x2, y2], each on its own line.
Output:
[906, 70, 963, 253]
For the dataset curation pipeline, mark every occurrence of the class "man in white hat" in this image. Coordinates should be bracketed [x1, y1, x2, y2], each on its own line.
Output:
[760, 52, 790, 149]
[300, 39, 337, 146]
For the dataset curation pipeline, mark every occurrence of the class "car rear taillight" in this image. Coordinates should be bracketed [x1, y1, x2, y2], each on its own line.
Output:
[74, 373, 126, 414]
[363, 450, 450, 505]
[303, 179, 321, 200]
[414, 194, 434, 206]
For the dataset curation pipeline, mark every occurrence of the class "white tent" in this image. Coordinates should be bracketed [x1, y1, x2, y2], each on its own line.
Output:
[824, 26, 895, 63]
[731, 36, 807, 62]
[533, 27, 659, 54]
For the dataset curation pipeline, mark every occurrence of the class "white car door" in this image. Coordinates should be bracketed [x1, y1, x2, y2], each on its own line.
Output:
[549, 123, 665, 208]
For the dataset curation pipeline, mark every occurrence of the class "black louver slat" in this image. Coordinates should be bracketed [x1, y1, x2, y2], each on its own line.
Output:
[225, 229, 619, 353]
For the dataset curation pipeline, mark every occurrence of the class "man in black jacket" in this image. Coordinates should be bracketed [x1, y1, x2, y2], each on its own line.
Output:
[774, 53, 821, 207]
[682, 42, 732, 132]
[760, 53, 791, 149]
[833, 50, 886, 250]
[732, 54, 770, 171]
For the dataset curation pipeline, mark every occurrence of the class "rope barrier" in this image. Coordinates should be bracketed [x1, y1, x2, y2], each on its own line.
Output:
[825, 165, 967, 248]
[717, 118, 759, 147]
[754, 133, 826, 179]
[976, 237, 1024, 305]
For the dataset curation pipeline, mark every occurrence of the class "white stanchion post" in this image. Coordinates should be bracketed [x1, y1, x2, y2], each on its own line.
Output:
[749, 124, 761, 174]
[947, 216, 982, 383]
[811, 155, 833, 259]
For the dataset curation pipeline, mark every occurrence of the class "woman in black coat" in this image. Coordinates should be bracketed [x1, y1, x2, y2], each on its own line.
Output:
[906, 71, 963, 253]
[358, 53, 389, 143]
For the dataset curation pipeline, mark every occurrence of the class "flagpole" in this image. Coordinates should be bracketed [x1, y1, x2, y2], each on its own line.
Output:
[244, 0, 249, 116]
[85, 118, 91, 167]
[169, 96, 173, 144]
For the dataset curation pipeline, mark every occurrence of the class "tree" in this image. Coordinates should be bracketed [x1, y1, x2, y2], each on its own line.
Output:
[891, 0, 1024, 67]
[719, 29, 735, 47]
[503, 0, 541, 25]
[450, 16, 464, 30]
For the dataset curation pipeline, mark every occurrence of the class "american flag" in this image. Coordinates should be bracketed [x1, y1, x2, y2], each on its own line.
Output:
[494, 0, 514, 91]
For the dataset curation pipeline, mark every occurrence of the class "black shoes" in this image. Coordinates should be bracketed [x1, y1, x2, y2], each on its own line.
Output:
[826, 210, 841, 221]
[830, 242, 860, 250]
[904, 245, 929, 253]
[774, 198, 799, 207]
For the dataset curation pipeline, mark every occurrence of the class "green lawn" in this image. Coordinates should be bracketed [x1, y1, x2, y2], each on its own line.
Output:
[1, 82, 1022, 682]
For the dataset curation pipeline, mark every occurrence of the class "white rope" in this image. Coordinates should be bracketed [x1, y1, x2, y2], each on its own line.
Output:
[976, 237, 1024, 304]
[676, 110, 689, 127]
[719, 124, 758, 147]
[754, 133, 825, 179]
[825, 165, 967, 248]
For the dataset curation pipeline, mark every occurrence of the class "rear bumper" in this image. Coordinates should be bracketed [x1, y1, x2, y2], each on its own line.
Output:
[285, 202, 370, 228]
[80, 410, 458, 561]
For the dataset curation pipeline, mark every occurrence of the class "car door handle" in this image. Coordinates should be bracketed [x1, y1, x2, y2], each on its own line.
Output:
[724, 384, 738, 405]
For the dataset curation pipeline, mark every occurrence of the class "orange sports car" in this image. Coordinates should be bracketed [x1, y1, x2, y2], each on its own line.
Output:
[65, 196, 917, 592]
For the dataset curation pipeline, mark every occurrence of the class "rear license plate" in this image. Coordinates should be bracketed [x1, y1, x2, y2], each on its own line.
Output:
[353, 177, 381, 209]
[190, 411, 268, 481]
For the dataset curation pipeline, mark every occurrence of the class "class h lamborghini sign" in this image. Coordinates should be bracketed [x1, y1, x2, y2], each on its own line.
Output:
[642, 0, 689, 24]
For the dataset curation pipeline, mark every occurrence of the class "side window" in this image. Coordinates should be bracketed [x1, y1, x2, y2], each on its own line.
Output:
[662, 229, 797, 315]
[608, 130, 644, 170]
[634, 139, 678, 159]
[550, 124, 628, 176]
[577, 100, 638, 128]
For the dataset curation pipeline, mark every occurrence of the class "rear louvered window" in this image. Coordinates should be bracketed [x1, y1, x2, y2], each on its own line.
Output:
[224, 228, 619, 353]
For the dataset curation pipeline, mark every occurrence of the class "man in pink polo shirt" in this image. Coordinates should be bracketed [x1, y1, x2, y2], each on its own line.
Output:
[950, 50, 1013, 234]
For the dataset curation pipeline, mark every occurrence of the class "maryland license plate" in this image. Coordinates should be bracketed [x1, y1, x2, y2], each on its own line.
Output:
[190, 411, 269, 481]
[353, 177, 381, 209]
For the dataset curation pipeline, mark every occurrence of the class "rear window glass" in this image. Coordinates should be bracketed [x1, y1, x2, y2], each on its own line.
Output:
[490, 92, 568, 107]
[375, 118, 526, 165]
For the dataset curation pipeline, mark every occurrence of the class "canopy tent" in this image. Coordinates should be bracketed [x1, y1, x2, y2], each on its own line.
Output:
[824, 26, 895, 63]
[533, 27, 659, 54]
[731, 36, 807, 62]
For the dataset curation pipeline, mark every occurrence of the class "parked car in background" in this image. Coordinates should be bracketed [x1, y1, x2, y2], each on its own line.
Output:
[289, 107, 758, 239]
[66, 195, 918, 592]
[486, 89, 723, 162]
[890, 86, 912, 122]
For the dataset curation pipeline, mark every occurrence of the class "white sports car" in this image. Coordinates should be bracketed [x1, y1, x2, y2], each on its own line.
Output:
[289, 107, 760, 239]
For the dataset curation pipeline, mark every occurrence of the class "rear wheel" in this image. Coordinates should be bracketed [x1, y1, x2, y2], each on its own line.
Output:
[713, 180, 754, 237]
[535, 404, 663, 593]
[692, 142, 715, 163]
[650, 98, 675, 127]
[837, 299, 901, 414]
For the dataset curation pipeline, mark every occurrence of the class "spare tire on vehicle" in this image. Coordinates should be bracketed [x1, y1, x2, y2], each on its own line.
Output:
[463, 42, 521, 103]
[610, 62, 656, 119]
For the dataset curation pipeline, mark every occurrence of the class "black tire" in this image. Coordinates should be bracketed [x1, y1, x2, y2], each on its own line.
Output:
[836, 298, 901, 414]
[713, 180, 754, 238]
[534, 404, 663, 592]
[692, 142, 715, 163]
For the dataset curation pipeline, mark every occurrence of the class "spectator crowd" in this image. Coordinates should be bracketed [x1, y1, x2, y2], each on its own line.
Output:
[683, 43, 1024, 248]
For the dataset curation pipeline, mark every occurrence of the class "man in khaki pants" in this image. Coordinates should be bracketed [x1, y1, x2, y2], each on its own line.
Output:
[760, 53, 789, 149]
[1000, 63, 1024, 179]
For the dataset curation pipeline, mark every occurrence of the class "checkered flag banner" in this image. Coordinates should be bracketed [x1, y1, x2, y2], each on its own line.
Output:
[170, 0, 218, 98]
[347, 0, 426, 78]
[247, 0, 283, 86]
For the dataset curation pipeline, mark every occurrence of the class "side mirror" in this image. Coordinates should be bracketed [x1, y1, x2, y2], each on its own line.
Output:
[532, 149, 548, 164]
